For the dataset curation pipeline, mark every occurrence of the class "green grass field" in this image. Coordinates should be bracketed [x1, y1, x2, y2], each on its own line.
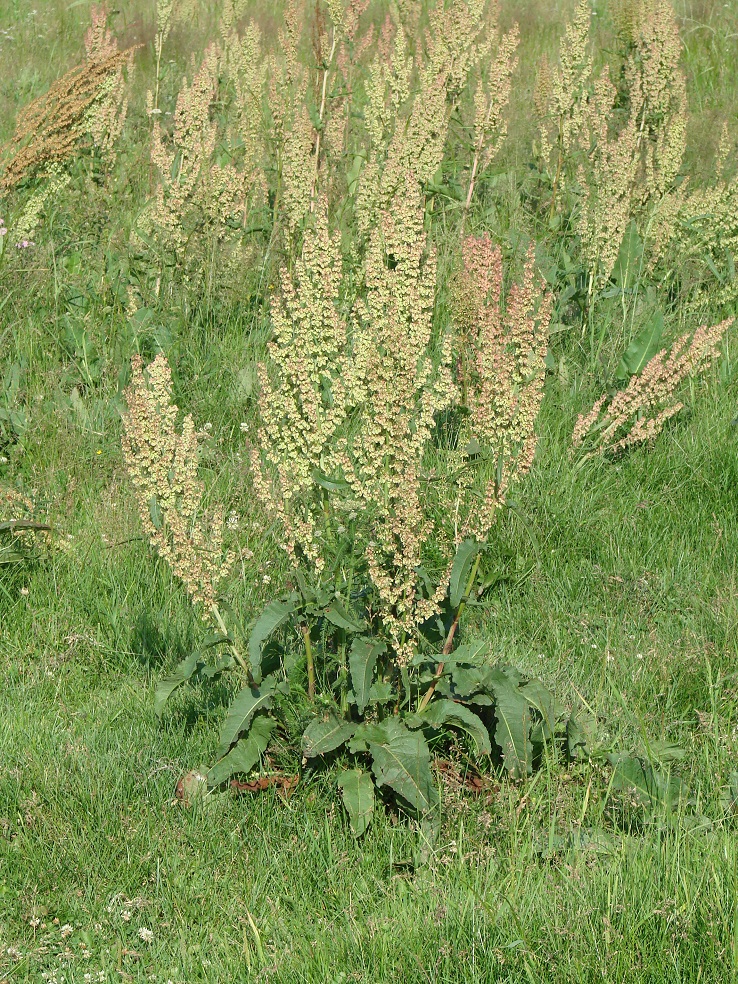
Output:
[2, 0, 738, 981]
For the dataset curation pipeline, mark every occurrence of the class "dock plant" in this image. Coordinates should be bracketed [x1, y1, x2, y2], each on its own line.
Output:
[121, 0, 565, 843]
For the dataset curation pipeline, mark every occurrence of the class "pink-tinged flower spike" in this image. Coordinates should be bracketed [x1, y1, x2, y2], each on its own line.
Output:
[450, 234, 551, 542]
[572, 319, 736, 458]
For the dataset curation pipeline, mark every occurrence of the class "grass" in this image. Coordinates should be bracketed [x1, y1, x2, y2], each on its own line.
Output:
[2, 0, 738, 980]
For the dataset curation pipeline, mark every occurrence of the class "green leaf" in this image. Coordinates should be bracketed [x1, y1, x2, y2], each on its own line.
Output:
[349, 638, 385, 714]
[645, 741, 686, 764]
[302, 714, 356, 758]
[520, 680, 558, 743]
[566, 712, 592, 760]
[217, 676, 279, 758]
[368, 681, 395, 703]
[248, 599, 294, 680]
[352, 719, 439, 819]
[406, 699, 491, 755]
[311, 468, 351, 492]
[607, 753, 689, 812]
[449, 540, 484, 609]
[444, 663, 489, 698]
[346, 152, 365, 197]
[207, 715, 276, 787]
[616, 310, 664, 381]
[487, 668, 532, 778]
[337, 769, 374, 837]
[0, 546, 25, 565]
[154, 636, 229, 717]
[611, 220, 643, 291]
[154, 651, 203, 718]
[323, 599, 366, 633]
[148, 495, 164, 531]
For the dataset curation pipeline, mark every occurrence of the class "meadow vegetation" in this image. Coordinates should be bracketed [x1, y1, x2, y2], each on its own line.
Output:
[1, 0, 738, 980]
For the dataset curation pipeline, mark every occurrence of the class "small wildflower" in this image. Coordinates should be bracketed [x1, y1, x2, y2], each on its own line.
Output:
[239, 422, 248, 433]
[60, 923, 74, 938]
[137, 927, 154, 943]
[121, 910, 131, 922]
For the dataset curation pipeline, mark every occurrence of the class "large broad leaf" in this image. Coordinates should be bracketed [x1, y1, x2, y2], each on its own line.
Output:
[406, 699, 491, 755]
[449, 540, 485, 609]
[611, 220, 644, 291]
[521, 679, 559, 744]
[616, 309, 664, 381]
[216, 676, 280, 758]
[487, 668, 532, 778]
[442, 641, 487, 664]
[368, 681, 395, 704]
[248, 599, 295, 681]
[337, 769, 375, 837]
[352, 719, 439, 819]
[443, 663, 489, 699]
[302, 714, 356, 759]
[154, 635, 230, 717]
[154, 651, 203, 718]
[566, 710, 599, 760]
[607, 753, 689, 813]
[207, 715, 276, 787]
[349, 638, 385, 714]
[323, 598, 366, 633]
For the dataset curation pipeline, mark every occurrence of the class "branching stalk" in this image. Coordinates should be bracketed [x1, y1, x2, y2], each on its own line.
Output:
[310, 28, 337, 211]
[210, 603, 252, 681]
[417, 551, 483, 712]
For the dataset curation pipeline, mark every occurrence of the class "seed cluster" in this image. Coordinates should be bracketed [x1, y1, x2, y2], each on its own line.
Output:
[572, 319, 735, 457]
[121, 355, 233, 616]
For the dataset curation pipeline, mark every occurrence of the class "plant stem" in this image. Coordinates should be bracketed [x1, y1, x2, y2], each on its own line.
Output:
[417, 551, 483, 712]
[548, 118, 564, 222]
[210, 603, 252, 681]
[302, 624, 316, 699]
[461, 98, 492, 236]
[310, 28, 337, 211]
